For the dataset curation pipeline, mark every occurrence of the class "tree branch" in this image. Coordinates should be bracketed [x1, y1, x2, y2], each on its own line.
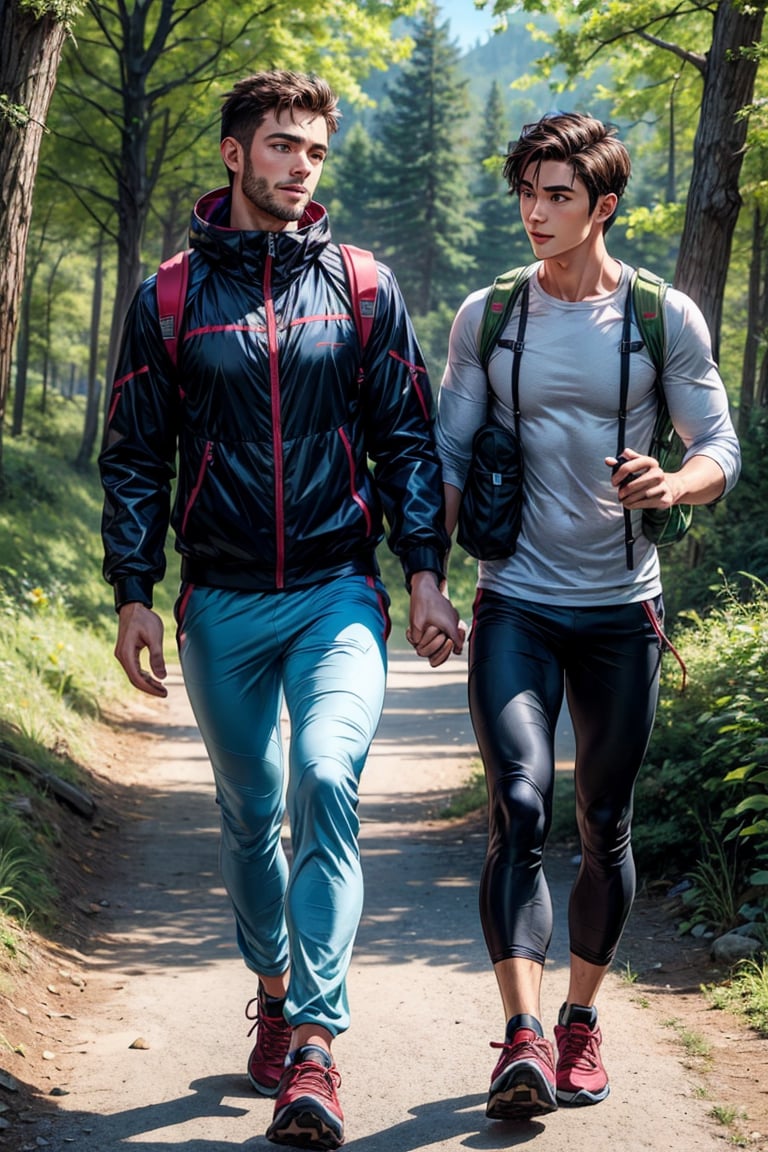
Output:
[637, 29, 707, 72]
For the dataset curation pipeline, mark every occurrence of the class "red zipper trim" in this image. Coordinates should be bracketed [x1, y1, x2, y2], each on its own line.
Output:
[264, 254, 285, 588]
[181, 441, 213, 535]
[387, 351, 430, 421]
[338, 427, 372, 535]
[366, 574, 391, 641]
[177, 582, 194, 625]
[107, 364, 148, 424]
[185, 322, 266, 340]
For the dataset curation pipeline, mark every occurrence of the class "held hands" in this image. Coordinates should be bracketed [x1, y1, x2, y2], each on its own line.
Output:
[606, 447, 680, 510]
[406, 571, 466, 668]
[114, 602, 168, 697]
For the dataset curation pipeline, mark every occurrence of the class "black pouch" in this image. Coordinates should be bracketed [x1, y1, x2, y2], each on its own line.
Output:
[456, 424, 524, 561]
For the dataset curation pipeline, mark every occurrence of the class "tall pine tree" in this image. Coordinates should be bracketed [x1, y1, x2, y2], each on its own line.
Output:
[370, 3, 477, 315]
[324, 123, 382, 250]
[471, 80, 530, 286]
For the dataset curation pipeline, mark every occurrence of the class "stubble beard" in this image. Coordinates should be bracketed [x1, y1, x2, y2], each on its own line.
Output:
[241, 163, 307, 225]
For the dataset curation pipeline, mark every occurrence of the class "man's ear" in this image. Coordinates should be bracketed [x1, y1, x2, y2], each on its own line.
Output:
[220, 136, 242, 176]
[596, 192, 619, 223]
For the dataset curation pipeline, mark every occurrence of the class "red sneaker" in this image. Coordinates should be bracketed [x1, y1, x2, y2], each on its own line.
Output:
[486, 1028, 558, 1120]
[266, 1046, 344, 1149]
[554, 1006, 610, 1106]
[246, 986, 292, 1097]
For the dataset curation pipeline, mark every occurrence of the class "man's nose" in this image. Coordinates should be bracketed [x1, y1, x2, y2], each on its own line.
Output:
[291, 152, 312, 176]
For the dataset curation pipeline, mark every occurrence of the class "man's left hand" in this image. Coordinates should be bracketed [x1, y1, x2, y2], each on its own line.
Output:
[406, 571, 466, 667]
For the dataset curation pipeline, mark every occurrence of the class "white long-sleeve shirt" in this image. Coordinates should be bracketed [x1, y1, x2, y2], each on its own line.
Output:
[436, 261, 741, 606]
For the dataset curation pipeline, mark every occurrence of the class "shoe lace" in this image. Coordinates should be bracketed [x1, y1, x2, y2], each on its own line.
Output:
[558, 1024, 601, 1072]
[287, 1058, 342, 1097]
[490, 1035, 549, 1056]
[245, 996, 290, 1062]
[490, 1033, 554, 1071]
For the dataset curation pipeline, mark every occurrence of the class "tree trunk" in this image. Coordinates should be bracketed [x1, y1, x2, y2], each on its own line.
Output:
[101, 219, 144, 440]
[674, 0, 765, 360]
[738, 206, 762, 437]
[0, 1, 69, 483]
[11, 263, 34, 436]
[75, 235, 103, 471]
[38, 248, 63, 414]
[757, 253, 768, 411]
[99, 0, 165, 444]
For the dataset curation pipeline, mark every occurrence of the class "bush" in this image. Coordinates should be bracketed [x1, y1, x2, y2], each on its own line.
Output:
[635, 577, 768, 940]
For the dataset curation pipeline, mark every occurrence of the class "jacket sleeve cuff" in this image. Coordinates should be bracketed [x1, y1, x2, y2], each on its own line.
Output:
[402, 546, 446, 592]
[113, 577, 154, 613]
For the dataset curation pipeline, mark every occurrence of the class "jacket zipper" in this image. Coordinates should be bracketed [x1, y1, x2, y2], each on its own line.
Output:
[265, 238, 285, 588]
[182, 440, 213, 535]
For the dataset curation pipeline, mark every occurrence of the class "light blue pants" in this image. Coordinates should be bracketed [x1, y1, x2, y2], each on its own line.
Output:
[176, 575, 389, 1036]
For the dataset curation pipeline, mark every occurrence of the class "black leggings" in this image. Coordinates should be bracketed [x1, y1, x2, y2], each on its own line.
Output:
[469, 590, 663, 969]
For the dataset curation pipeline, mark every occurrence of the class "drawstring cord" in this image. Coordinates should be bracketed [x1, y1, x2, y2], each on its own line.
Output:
[642, 600, 687, 691]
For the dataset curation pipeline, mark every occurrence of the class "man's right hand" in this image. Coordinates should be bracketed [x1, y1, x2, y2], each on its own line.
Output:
[114, 602, 168, 697]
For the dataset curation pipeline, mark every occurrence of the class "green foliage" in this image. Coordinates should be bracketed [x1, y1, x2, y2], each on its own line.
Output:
[0, 822, 54, 927]
[659, 415, 768, 621]
[705, 958, 768, 1034]
[408, 301, 458, 380]
[0, 391, 147, 933]
[1, 391, 116, 627]
[0, 406, 115, 710]
[634, 579, 768, 939]
[440, 761, 486, 818]
[0, 95, 32, 130]
[18, 0, 82, 26]
[678, 827, 742, 937]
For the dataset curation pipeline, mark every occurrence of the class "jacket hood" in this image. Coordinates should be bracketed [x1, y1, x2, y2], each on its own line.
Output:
[188, 187, 331, 283]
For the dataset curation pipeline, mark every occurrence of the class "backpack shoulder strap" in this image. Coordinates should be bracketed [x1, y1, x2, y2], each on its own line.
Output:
[156, 249, 191, 368]
[339, 243, 378, 352]
[631, 266, 668, 378]
[478, 263, 537, 369]
[156, 244, 379, 367]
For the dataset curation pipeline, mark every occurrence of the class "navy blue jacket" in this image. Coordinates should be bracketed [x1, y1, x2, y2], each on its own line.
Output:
[100, 190, 449, 609]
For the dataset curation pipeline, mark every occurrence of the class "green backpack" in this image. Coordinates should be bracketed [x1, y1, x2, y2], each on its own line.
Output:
[477, 263, 693, 568]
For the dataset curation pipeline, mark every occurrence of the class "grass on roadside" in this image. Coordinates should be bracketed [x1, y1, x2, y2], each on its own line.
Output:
[704, 957, 768, 1035]
[0, 391, 142, 933]
[662, 1016, 713, 1064]
[0, 594, 117, 931]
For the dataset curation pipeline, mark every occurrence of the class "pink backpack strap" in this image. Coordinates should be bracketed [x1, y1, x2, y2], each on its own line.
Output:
[339, 243, 378, 352]
[156, 249, 190, 368]
[156, 245, 377, 366]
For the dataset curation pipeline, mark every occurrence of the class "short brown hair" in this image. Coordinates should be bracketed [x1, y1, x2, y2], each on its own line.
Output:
[503, 112, 630, 229]
[220, 70, 341, 148]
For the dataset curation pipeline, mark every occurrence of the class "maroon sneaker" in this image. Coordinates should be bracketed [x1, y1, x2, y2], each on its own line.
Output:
[554, 1003, 610, 1106]
[266, 1045, 344, 1149]
[246, 985, 292, 1097]
[486, 1027, 558, 1120]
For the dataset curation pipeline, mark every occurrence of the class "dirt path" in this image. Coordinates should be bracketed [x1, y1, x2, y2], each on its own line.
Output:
[10, 652, 766, 1151]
